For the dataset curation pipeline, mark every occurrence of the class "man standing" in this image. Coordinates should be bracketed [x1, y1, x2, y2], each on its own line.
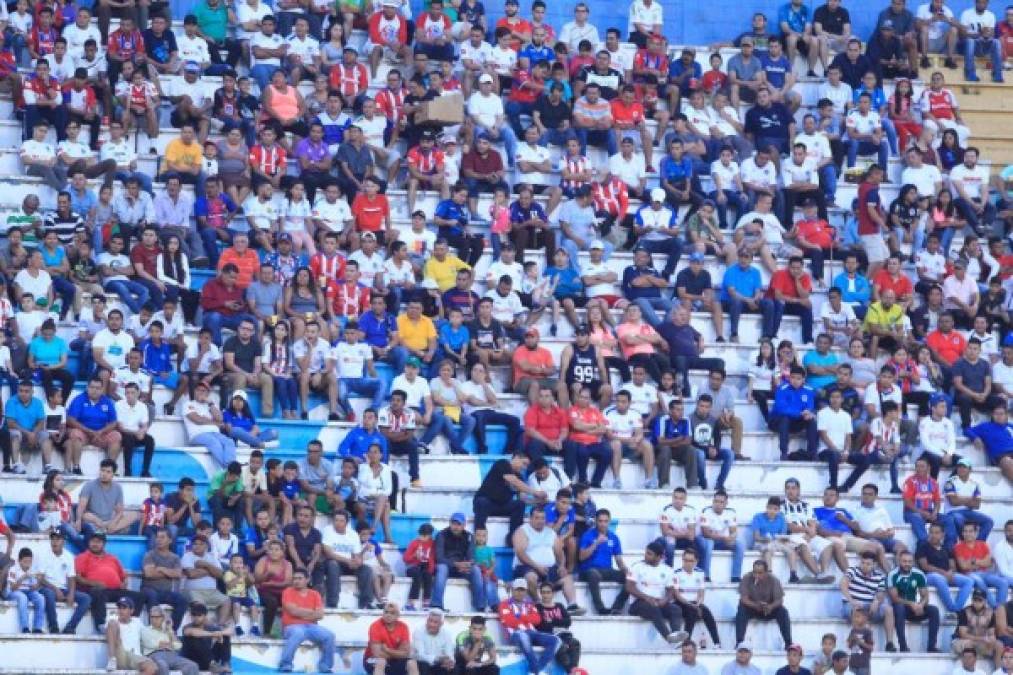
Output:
[278, 568, 336, 673]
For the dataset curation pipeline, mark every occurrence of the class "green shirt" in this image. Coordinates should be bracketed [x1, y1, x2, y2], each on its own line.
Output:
[194, 1, 229, 42]
[210, 470, 244, 497]
[887, 567, 926, 602]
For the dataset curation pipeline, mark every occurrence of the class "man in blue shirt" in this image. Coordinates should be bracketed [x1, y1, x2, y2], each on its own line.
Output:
[760, 39, 801, 112]
[654, 399, 698, 488]
[721, 248, 777, 342]
[337, 408, 389, 461]
[802, 334, 839, 394]
[659, 139, 703, 223]
[5, 379, 50, 475]
[66, 377, 121, 475]
[358, 294, 408, 373]
[770, 366, 819, 461]
[777, 0, 818, 76]
[621, 247, 673, 330]
[965, 403, 1013, 481]
[578, 507, 629, 615]
[744, 87, 795, 157]
[831, 253, 872, 320]
[750, 496, 793, 570]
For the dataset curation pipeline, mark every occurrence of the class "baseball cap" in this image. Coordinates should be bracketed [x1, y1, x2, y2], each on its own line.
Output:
[957, 457, 973, 468]
[952, 258, 967, 269]
[381, 0, 400, 6]
[116, 597, 134, 610]
[479, 73, 494, 84]
[49, 529, 65, 539]
[231, 390, 248, 402]
[736, 642, 752, 652]
[575, 323, 590, 335]
[929, 392, 947, 407]
[972, 588, 987, 600]
[650, 187, 666, 203]
[406, 356, 422, 368]
[420, 129, 436, 141]
[589, 240, 605, 250]
[183, 61, 201, 73]
[428, 607, 445, 618]
[439, 133, 457, 145]
[787, 644, 803, 655]
[450, 512, 467, 524]
[361, 232, 377, 241]
[512, 578, 528, 590]
[689, 251, 705, 263]
[277, 232, 293, 242]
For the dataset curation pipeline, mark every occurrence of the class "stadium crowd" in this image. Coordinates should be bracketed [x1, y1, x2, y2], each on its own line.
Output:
[0, 0, 1010, 671]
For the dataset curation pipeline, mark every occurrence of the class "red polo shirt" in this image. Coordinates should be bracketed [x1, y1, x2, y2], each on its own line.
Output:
[524, 403, 569, 442]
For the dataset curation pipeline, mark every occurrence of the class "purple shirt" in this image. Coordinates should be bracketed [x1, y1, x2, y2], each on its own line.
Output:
[294, 138, 329, 164]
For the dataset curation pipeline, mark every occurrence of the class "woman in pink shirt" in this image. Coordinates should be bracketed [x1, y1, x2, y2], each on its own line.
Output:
[615, 304, 668, 382]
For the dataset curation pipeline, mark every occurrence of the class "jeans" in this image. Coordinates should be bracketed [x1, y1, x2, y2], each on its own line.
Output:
[208, 493, 245, 533]
[639, 237, 683, 278]
[734, 604, 792, 646]
[924, 571, 975, 612]
[323, 559, 374, 609]
[24, 104, 67, 142]
[273, 375, 299, 413]
[251, 64, 280, 91]
[630, 598, 684, 638]
[279, 623, 335, 672]
[113, 169, 153, 194]
[419, 409, 473, 454]
[562, 439, 611, 486]
[510, 629, 560, 674]
[659, 535, 708, 568]
[5, 589, 45, 631]
[140, 588, 187, 629]
[670, 355, 725, 398]
[709, 190, 748, 229]
[698, 535, 745, 580]
[539, 127, 577, 147]
[576, 127, 618, 156]
[892, 601, 939, 651]
[388, 438, 421, 481]
[781, 302, 813, 343]
[202, 311, 258, 345]
[40, 586, 90, 633]
[965, 572, 1010, 609]
[69, 338, 94, 380]
[696, 447, 734, 490]
[771, 415, 819, 459]
[943, 510, 994, 549]
[560, 237, 614, 273]
[191, 432, 237, 467]
[580, 567, 629, 613]
[103, 279, 149, 314]
[337, 376, 387, 414]
[472, 496, 525, 545]
[818, 163, 838, 202]
[634, 296, 674, 329]
[842, 449, 903, 493]
[432, 562, 485, 611]
[953, 197, 997, 235]
[505, 100, 535, 137]
[722, 297, 776, 339]
[378, 346, 409, 374]
[963, 37, 1003, 80]
[471, 409, 521, 455]
[846, 137, 890, 168]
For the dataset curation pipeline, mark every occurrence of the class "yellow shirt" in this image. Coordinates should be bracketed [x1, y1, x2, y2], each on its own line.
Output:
[163, 139, 203, 172]
[423, 255, 470, 292]
[397, 314, 437, 352]
[862, 301, 904, 330]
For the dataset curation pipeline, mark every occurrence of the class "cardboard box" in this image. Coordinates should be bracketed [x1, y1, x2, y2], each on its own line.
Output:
[417, 93, 465, 125]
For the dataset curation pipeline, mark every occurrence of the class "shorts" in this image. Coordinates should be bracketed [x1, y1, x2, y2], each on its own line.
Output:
[618, 441, 643, 458]
[68, 428, 122, 447]
[861, 234, 890, 263]
[514, 377, 556, 395]
[230, 595, 255, 608]
[512, 564, 563, 587]
[755, 539, 798, 556]
[925, 30, 953, 54]
[772, 243, 803, 259]
[793, 35, 810, 54]
[822, 34, 850, 52]
[115, 649, 150, 670]
[189, 588, 229, 609]
[617, 128, 643, 146]
[835, 534, 871, 553]
[9, 429, 49, 446]
[565, 379, 604, 401]
[788, 533, 831, 556]
[841, 599, 889, 623]
[587, 294, 623, 308]
[553, 294, 587, 307]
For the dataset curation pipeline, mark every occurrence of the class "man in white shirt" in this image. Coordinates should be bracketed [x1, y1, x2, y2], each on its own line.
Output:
[515, 125, 553, 191]
[782, 142, 827, 225]
[627, 0, 662, 47]
[816, 64, 853, 115]
[916, 0, 961, 66]
[609, 137, 648, 200]
[901, 146, 943, 203]
[794, 114, 836, 206]
[993, 520, 1013, 579]
[249, 15, 287, 90]
[942, 459, 994, 548]
[331, 321, 386, 420]
[100, 120, 152, 193]
[63, 7, 102, 60]
[467, 74, 517, 165]
[950, 147, 997, 236]
[845, 92, 888, 168]
[176, 16, 213, 70]
[37, 530, 92, 634]
[739, 147, 780, 206]
[959, 0, 1003, 82]
[853, 483, 906, 555]
[320, 509, 374, 608]
[625, 541, 689, 644]
[295, 320, 339, 419]
[285, 16, 322, 84]
[115, 382, 154, 478]
[20, 121, 64, 191]
[559, 3, 601, 53]
[458, 26, 494, 97]
[104, 598, 154, 672]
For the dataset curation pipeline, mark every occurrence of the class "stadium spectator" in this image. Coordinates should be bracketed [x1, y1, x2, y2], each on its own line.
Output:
[75, 532, 148, 633]
[916, 521, 977, 613]
[888, 550, 941, 653]
[431, 513, 485, 612]
[735, 559, 793, 647]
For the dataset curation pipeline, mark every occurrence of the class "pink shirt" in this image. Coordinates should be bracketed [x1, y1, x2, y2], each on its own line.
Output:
[616, 321, 658, 359]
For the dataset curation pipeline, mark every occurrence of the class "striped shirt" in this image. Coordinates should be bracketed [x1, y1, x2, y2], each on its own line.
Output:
[845, 565, 885, 604]
[782, 499, 814, 527]
[574, 96, 612, 124]
[558, 154, 593, 191]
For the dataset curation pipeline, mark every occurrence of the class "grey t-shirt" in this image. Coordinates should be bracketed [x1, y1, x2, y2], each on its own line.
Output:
[246, 280, 283, 317]
[298, 457, 334, 492]
[555, 200, 597, 243]
[952, 357, 991, 393]
[705, 383, 736, 418]
[142, 549, 181, 592]
[727, 54, 762, 82]
[181, 551, 221, 592]
[80, 480, 124, 521]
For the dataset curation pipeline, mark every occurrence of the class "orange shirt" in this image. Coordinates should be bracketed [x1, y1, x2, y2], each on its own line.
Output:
[953, 540, 991, 572]
[281, 587, 323, 626]
[523, 403, 569, 442]
[368, 618, 411, 651]
[351, 193, 390, 233]
[767, 269, 811, 300]
[218, 248, 261, 289]
[511, 346, 554, 387]
[610, 99, 645, 128]
[495, 16, 532, 50]
[795, 218, 834, 249]
[568, 404, 606, 444]
[74, 551, 126, 589]
[926, 329, 966, 366]
[616, 321, 657, 359]
[872, 270, 913, 299]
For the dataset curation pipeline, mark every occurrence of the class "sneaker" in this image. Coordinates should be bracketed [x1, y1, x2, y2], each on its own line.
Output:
[418, 443, 431, 455]
[250, 626, 261, 636]
[798, 575, 816, 584]
[61, 627, 75, 635]
[234, 626, 244, 637]
[106, 657, 117, 672]
[731, 577, 741, 583]
[410, 479, 423, 488]
[42, 464, 53, 475]
[610, 479, 622, 489]
[12, 463, 25, 475]
[885, 642, 897, 652]
[815, 574, 835, 584]
[729, 334, 739, 343]
[789, 572, 800, 583]
[715, 336, 725, 343]
[567, 604, 586, 616]
[405, 603, 417, 612]
[666, 630, 689, 645]
[549, 323, 557, 337]
[1, 465, 12, 473]
[72, 466, 83, 475]
[919, 55, 930, 69]
[643, 477, 659, 489]
[944, 57, 957, 68]
[328, 412, 341, 421]
[966, 73, 980, 82]
[32, 628, 43, 634]
[993, 75, 1005, 83]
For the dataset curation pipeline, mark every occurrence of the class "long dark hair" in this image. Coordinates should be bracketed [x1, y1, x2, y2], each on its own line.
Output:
[754, 339, 775, 368]
[42, 470, 67, 497]
[267, 320, 293, 370]
[160, 234, 186, 282]
[892, 78, 912, 116]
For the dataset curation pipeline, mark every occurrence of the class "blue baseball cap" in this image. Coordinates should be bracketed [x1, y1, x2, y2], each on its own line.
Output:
[450, 512, 467, 525]
[929, 392, 948, 407]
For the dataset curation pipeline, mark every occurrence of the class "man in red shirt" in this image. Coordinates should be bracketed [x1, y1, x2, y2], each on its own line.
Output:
[926, 312, 967, 368]
[350, 176, 392, 246]
[406, 130, 447, 214]
[22, 59, 66, 142]
[791, 199, 836, 287]
[872, 254, 915, 310]
[310, 232, 347, 284]
[75, 532, 148, 630]
[901, 456, 941, 544]
[952, 520, 1007, 607]
[857, 164, 889, 279]
[326, 260, 371, 326]
[523, 386, 569, 464]
[367, 1, 411, 79]
[564, 388, 614, 487]
[495, 0, 532, 51]
[200, 264, 257, 344]
[414, 0, 454, 61]
[505, 58, 547, 136]
[512, 328, 556, 404]
[129, 226, 166, 306]
[279, 568, 336, 672]
[768, 256, 814, 344]
[611, 84, 655, 169]
[366, 601, 414, 674]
